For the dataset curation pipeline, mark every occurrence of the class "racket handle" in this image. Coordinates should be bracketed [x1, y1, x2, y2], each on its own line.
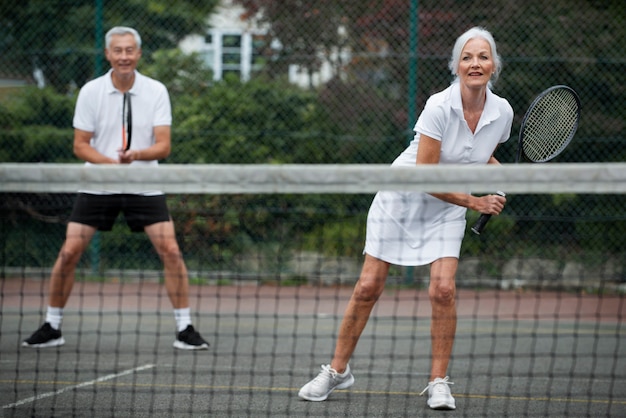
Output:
[471, 191, 505, 235]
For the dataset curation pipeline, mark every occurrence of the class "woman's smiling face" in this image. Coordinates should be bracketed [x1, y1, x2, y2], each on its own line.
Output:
[457, 37, 494, 90]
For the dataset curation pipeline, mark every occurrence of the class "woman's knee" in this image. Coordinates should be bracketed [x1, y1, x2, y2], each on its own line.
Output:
[353, 276, 385, 303]
[354, 256, 389, 302]
[429, 258, 458, 305]
[429, 278, 456, 306]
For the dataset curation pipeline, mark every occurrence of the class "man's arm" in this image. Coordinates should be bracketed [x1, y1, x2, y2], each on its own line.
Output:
[118, 125, 171, 164]
[73, 128, 118, 164]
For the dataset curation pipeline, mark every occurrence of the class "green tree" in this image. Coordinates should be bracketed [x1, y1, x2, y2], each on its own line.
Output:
[0, 0, 218, 91]
[0, 86, 76, 162]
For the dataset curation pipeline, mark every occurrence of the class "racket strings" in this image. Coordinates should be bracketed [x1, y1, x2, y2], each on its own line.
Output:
[522, 89, 579, 162]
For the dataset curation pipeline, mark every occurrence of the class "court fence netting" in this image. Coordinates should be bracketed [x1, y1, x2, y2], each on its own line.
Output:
[1, 163, 625, 417]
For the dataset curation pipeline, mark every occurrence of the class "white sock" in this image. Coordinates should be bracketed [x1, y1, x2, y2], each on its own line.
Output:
[46, 306, 63, 330]
[174, 307, 192, 332]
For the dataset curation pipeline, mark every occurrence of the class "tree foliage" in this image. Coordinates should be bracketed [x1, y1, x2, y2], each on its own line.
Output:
[234, 0, 626, 162]
[0, 86, 76, 162]
[2, 0, 626, 273]
[0, 0, 218, 90]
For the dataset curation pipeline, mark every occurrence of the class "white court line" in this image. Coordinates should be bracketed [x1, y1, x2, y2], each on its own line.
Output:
[2, 363, 156, 410]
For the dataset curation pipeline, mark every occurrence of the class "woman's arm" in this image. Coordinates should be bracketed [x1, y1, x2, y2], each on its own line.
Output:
[417, 134, 505, 215]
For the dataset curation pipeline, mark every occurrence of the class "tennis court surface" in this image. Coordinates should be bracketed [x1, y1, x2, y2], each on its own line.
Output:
[2, 277, 624, 417]
[2, 163, 626, 416]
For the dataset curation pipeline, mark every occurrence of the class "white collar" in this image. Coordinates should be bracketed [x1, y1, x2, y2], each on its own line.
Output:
[450, 82, 501, 132]
[105, 69, 139, 95]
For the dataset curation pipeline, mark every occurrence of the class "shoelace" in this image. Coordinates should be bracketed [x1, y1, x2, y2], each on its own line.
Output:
[314, 364, 338, 383]
[419, 376, 454, 396]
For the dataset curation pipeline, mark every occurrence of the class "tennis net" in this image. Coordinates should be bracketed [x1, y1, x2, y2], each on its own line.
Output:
[1, 163, 625, 417]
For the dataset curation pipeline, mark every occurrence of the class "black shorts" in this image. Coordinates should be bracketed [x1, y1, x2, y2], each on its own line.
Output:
[69, 193, 171, 232]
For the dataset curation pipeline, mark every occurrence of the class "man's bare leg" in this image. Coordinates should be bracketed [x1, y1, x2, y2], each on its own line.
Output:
[145, 220, 189, 309]
[49, 222, 97, 308]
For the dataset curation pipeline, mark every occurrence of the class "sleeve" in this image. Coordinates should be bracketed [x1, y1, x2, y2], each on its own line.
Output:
[499, 101, 514, 143]
[72, 83, 97, 132]
[413, 96, 449, 142]
[151, 82, 172, 127]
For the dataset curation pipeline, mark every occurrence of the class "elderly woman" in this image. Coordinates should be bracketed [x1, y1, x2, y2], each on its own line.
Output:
[298, 26, 513, 411]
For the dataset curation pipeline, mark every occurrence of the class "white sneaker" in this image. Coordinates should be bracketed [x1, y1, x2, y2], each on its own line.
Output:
[298, 364, 355, 401]
[420, 376, 456, 410]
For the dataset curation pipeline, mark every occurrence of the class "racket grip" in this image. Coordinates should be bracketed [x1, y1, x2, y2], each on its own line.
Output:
[471, 191, 505, 235]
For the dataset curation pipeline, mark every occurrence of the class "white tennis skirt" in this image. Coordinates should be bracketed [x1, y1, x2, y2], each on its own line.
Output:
[363, 190, 467, 266]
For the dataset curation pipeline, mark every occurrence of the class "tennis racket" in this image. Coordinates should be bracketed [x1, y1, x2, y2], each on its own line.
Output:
[122, 92, 132, 151]
[471, 85, 581, 235]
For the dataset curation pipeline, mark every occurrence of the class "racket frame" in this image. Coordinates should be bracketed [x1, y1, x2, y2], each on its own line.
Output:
[471, 85, 581, 235]
[516, 85, 581, 163]
[122, 92, 132, 151]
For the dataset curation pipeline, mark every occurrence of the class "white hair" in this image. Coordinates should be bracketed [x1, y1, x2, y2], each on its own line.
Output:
[448, 27, 502, 87]
[105, 26, 142, 49]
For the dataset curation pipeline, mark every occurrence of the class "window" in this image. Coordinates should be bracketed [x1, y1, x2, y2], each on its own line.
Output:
[200, 30, 268, 82]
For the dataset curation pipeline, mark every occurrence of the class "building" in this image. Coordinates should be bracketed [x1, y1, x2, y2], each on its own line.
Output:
[179, 0, 349, 87]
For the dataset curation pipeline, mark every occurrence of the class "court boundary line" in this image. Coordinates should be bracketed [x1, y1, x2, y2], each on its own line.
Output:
[1, 363, 155, 409]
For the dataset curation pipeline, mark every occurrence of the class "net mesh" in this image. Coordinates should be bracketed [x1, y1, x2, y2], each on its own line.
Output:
[521, 87, 580, 163]
[1, 163, 625, 417]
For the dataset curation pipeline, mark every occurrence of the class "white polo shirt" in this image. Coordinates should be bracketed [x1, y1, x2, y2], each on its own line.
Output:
[73, 69, 172, 194]
[394, 82, 513, 167]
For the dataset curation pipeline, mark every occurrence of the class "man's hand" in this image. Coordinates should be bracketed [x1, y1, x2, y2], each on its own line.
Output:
[118, 148, 139, 164]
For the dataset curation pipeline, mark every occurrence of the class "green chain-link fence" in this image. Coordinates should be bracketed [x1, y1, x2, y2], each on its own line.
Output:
[1, 0, 626, 283]
[3, 0, 626, 165]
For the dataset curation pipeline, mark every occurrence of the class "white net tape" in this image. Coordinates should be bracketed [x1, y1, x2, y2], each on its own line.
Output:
[1, 163, 626, 194]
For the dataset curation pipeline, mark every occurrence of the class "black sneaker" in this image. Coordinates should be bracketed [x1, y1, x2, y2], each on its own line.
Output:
[22, 323, 65, 348]
[173, 325, 209, 350]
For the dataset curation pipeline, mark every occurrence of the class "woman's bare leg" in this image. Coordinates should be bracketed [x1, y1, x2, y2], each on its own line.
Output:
[330, 254, 390, 373]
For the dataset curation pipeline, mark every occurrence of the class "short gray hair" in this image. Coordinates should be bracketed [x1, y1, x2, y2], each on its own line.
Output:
[105, 26, 142, 49]
[448, 27, 502, 87]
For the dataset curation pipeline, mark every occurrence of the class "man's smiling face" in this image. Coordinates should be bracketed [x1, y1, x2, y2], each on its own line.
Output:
[105, 33, 142, 79]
